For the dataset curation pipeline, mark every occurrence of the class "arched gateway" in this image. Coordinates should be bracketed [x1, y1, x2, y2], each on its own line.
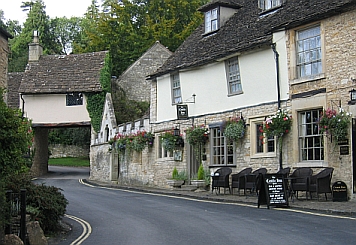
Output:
[13, 33, 107, 176]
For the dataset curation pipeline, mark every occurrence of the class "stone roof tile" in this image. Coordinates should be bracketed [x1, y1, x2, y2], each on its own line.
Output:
[19, 51, 108, 94]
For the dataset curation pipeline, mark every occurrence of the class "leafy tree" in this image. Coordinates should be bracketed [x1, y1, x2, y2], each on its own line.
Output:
[8, 0, 62, 72]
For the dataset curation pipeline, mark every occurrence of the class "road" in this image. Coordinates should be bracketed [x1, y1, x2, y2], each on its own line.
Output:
[36, 166, 356, 245]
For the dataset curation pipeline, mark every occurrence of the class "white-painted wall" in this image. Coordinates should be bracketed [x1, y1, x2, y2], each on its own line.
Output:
[156, 35, 288, 122]
[22, 94, 90, 124]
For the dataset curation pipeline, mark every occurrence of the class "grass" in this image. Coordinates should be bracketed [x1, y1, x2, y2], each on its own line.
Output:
[48, 157, 90, 167]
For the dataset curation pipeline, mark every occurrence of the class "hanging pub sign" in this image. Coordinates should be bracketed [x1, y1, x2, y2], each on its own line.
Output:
[177, 104, 188, 120]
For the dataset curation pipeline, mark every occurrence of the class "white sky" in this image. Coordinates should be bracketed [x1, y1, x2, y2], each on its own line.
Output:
[1, 0, 93, 24]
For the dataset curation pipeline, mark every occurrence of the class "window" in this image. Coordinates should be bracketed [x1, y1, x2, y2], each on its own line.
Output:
[259, 0, 282, 11]
[210, 127, 235, 166]
[256, 123, 275, 153]
[226, 57, 242, 95]
[171, 73, 182, 104]
[299, 109, 324, 161]
[158, 136, 173, 158]
[205, 8, 218, 33]
[66, 93, 83, 106]
[296, 26, 322, 78]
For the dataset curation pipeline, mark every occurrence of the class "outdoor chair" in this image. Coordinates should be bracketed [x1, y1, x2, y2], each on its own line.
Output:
[211, 167, 232, 194]
[277, 167, 291, 196]
[290, 167, 313, 199]
[309, 167, 334, 200]
[231, 167, 252, 195]
[240, 168, 267, 195]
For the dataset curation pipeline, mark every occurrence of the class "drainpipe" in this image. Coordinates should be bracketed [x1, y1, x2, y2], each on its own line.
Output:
[271, 43, 283, 170]
[20, 94, 25, 118]
[271, 43, 281, 109]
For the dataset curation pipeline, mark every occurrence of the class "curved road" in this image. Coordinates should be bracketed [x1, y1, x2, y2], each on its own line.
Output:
[36, 166, 356, 245]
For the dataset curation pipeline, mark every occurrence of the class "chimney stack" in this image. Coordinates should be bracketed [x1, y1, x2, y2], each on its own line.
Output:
[28, 30, 43, 62]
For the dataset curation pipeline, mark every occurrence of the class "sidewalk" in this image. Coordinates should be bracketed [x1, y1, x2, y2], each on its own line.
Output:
[84, 179, 356, 217]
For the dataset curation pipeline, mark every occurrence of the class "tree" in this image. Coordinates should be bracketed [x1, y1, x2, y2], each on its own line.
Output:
[8, 0, 62, 72]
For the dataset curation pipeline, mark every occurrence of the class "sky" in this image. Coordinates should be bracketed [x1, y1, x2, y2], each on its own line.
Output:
[1, 0, 93, 24]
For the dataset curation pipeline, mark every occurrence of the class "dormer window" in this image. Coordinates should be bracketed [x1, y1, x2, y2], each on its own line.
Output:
[259, 0, 282, 11]
[205, 7, 219, 33]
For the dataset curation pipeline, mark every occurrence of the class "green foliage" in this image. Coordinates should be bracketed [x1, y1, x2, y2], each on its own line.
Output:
[5, 173, 68, 234]
[48, 157, 90, 167]
[319, 108, 351, 143]
[48, 128, 90, 146]
[224, 117, 246, 142]
[0, 88, 33, 177]
[109, 131, 154, 153]
[172, 167, 187, 180]
[160, 129, 183, 152]
[263, 109, 292, 138]
[185, 125, 208, 146]
[197, 164, 205, 180]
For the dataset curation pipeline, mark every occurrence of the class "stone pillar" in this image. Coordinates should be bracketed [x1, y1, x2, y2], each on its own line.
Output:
[31, 127, 49, 176]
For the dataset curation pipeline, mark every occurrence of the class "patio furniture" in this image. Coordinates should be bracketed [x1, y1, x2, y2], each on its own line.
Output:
[290, 167, 313, 199]
[241, 168, 267, 195]
[309, 167, 334, 200]
[211, 167, 232, 194]
[277, 167, 291, 197]
[231, 167, 252, 195]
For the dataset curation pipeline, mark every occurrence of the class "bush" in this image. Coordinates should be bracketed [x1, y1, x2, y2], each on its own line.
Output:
[5, 173, 68, 234]
[197, 164, 205, 180]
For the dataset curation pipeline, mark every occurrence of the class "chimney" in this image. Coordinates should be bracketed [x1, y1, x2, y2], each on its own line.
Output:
[28, 30, 43, 62]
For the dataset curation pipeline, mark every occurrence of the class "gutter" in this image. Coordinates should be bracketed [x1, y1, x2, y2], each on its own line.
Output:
[271, 43, 281, 109]
[21, 94, 25, 118]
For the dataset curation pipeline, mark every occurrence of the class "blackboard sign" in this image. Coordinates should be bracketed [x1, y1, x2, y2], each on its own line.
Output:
[332, 181, 348, 202]
[258, 174, 289, 208]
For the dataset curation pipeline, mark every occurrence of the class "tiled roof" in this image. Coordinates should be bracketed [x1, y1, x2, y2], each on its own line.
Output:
[149, 0, 356, 79]
[198, 0, 242, 11]
[0, 26, 13, 39]
[7, 72, 23, 109]
[19, 51, 108, 94]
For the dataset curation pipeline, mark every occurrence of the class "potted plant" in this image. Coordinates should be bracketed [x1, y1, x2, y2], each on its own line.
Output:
[318, 108, 351, 144]
[190, 164, 208, 191]
[166, 167, 187, 189]
[223, 116, 246, 142]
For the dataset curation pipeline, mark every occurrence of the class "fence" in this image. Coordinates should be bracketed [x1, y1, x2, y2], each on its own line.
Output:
[5, 189, 27, 244]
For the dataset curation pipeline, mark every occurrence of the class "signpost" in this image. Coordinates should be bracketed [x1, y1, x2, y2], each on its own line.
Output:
[258, 174, 289, 209]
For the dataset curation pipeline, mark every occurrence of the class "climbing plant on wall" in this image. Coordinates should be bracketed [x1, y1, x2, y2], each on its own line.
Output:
[86, 52, 112, 133]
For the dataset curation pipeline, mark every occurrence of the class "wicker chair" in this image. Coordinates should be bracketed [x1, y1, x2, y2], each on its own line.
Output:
[290, 167, 313, 199]
[309, 167, 334, 200]
[211, 167, 232, 194]
[241, 168, 267, 195]
[230, 168, 252, 195]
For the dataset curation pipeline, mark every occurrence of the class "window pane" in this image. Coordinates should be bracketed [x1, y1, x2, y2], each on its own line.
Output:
[226, 58, 242, 94]
[211, 127, 234, 166]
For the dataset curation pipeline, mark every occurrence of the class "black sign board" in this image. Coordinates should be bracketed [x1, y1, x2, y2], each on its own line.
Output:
[177, 104, 188, 120]
[337, 139, 349, 145]
[340, 146, 349, 155]
[258, 174, 289, 209]
[332, 181, 348, 202]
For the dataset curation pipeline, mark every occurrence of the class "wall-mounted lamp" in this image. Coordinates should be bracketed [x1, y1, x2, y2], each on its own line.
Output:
[348, 89, 356, 105]
[174, 126, 180, 136]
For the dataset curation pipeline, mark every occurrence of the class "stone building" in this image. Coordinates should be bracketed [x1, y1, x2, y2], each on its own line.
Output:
[0, 26, 12, 94]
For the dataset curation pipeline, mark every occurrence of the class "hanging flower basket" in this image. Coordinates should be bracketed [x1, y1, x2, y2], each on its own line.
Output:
[161, 130, 184, 152]
[223, 116, 246, 142]
[185, 125, 209, 146]
[318, 108, 351, 143]
[109, 131, 155, 153]
[263, 109, 292, 138]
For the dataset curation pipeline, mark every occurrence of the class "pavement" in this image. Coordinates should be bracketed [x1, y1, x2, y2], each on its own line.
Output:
[84, 179, 356, 217]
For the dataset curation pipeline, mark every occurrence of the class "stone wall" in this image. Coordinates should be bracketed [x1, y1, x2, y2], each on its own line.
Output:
[0, 33, 9, 89]
[49, 144, 89, 158]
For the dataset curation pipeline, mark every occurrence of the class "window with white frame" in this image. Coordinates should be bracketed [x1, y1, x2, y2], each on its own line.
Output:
[66, 92, 83, 106]
[204, 7, 218, 33]
[171, 73, 182, 104]
[226, 57, 242, 95]
[299, 109, 324, 161]
[296, 25, 322, 78]
[259, 0, 282, 11]
[210, 126, 235, 166]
